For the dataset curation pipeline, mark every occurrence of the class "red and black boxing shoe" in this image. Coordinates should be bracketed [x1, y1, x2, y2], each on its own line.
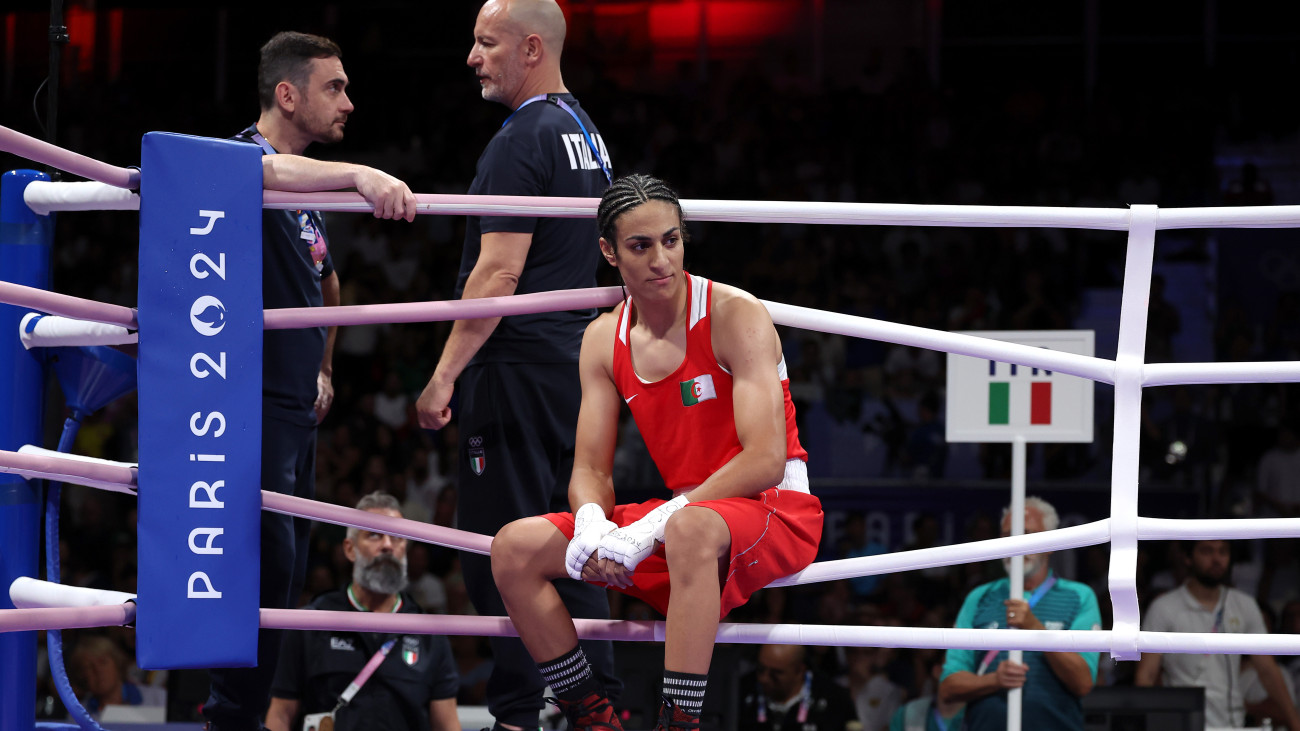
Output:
[652, 695, 702, 731]
[547, 691, 625, 731]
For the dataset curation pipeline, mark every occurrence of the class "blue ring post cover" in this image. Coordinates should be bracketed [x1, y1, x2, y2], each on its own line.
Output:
[136, 133, 262, 669]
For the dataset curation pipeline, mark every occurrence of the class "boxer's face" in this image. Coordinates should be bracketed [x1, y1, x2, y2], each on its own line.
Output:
[599, 200, 686, 302]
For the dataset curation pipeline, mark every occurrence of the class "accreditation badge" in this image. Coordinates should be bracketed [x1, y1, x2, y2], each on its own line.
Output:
[303, 711, 333, 731]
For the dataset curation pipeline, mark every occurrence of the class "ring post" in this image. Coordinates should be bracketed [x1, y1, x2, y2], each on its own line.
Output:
[0, 169, 52, 731]
[1007, 436, 1026, 731]
[136, 133, 262, 669]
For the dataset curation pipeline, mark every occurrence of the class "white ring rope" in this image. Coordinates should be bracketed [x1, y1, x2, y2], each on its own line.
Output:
[21, 180, 1300, 229]
[253, 611, 1300, 656]
[769, 521, 1113, 587]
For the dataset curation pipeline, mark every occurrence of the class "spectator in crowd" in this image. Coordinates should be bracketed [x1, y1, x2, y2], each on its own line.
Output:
[1224, 162, 1274, 206]
[1281, 600, 1300, 709]
[939, 496, 1101, 730]
[70, 635, 166, 719]
[1137, 540, 1300, 730]
[1241, 603, 1299, 726]
[265, 492, 460, 731]
[1145, 274, 1182, 363]
[837, 512, 887, 600]
[407, 542, 449, 614]
[739, 644, 859, 730]
[1256, 424, 1300, 518]
[889, 652, 965, 731]
[847, 645, 906, 731]
[373, 372, 411, 431]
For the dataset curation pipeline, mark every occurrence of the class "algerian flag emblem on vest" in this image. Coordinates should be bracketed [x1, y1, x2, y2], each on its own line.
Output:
[680, 374, 717, 406]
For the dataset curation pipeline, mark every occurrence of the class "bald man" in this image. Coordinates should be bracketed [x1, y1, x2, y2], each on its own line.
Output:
[740, 645, 858, 731]
[414, 1, 617, 729]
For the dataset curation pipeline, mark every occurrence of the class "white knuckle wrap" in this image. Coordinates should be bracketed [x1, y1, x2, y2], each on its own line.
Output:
[596, 495, 688, 572]
[566, 503, 616, 581]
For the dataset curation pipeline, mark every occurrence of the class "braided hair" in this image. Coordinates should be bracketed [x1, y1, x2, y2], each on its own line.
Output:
[596, 173, 688, 250]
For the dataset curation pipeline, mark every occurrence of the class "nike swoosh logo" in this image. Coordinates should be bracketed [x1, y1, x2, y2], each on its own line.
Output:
[624, 394, 638, 404]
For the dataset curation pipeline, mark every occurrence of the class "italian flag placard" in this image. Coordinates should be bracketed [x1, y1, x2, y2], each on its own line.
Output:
[680, 374, 717, 406]
[988, 381, 1052, 425]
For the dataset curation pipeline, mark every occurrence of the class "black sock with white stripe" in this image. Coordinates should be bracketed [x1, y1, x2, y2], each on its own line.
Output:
[537, 646, 600, 701]
[662, 669, 707, 717]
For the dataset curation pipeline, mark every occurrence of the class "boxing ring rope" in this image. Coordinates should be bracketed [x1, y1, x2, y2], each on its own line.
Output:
[6, 123, 1300, 668]
[1, 447, 494, 556]
[13, 283, 1300, 386]
[0, 606, 136, 634]
[8, 447, 1300, 586]
[12, 575, 1300, 658]
[21, 175, 1300, 229]
[0, 281, 137, 329]
[0, 127, 139, 189]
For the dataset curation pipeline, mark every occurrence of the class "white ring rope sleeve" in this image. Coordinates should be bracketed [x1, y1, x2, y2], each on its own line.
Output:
[20, 312, 137, 349]
[10, 577, 135, 609]
[22, 180, 141, 216]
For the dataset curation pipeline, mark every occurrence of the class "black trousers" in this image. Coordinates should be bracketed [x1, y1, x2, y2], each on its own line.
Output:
[204, 412, 315, 730]
[458, 362, 620, 728]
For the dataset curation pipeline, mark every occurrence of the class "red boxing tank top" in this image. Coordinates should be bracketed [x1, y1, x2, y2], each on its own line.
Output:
[611, 273, 808, 492]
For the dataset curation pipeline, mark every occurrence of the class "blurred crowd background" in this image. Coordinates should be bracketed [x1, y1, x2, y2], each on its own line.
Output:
[5, 0, 1300, 726]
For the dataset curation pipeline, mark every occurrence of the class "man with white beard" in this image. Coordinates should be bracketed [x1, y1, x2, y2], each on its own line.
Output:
[266, 492, 461, 731]
[938, 496, 1101, 731]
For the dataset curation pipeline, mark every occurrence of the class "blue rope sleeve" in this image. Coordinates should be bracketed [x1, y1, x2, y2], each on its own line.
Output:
[47, 413, 110, 731]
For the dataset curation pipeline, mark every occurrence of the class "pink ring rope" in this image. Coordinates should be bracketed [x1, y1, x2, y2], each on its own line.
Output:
[0, 449, 138, 491]
[264, 286, 624, 330]
[0, 450, 491, 555]
[0, 125, 139, 189]
[264, 191, 599, 217]
[262, 492, 492, 556]
[0, 605, 135, 633]
[0, 281, 138, 329]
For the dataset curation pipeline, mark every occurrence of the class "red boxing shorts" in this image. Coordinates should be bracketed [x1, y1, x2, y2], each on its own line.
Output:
[543, 461, 823, 619]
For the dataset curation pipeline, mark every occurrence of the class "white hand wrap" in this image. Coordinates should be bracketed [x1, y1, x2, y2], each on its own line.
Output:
[596, 495, 689, 572]
[566, 503, 617, 581]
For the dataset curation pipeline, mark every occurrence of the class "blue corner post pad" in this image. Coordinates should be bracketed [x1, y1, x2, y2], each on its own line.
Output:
[136, 133, 263, 670]
[1, 169, 52, 731]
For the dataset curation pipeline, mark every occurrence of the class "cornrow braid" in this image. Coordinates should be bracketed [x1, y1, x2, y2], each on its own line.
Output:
[596, 173, 688, 246]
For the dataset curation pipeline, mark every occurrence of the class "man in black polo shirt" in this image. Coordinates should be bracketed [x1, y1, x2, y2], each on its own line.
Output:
[266, 492, 460, 731]
[207, 31, 417, 731]
[414, 1, 617, 729]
